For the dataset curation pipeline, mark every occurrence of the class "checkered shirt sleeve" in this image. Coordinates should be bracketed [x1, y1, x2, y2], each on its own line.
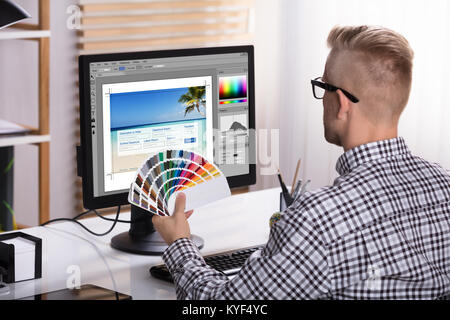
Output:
[163, 137, 450, 300]
[163, 200, 330, 299]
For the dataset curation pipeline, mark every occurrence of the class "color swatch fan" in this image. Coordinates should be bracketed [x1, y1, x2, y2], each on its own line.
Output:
[128, 150, 231, 216]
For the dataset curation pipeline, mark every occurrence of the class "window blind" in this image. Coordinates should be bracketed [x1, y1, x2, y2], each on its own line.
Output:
[74, 0, 254, 212]
[77, 0, 255, 54]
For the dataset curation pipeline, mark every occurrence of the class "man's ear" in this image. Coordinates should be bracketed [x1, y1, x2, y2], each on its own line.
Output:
[336, 89, 351, 121]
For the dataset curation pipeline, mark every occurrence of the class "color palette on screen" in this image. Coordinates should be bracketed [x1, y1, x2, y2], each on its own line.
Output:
[219, 75, 247, 100]
[219, 99, 247, 105]
[128, 149, 231, 216]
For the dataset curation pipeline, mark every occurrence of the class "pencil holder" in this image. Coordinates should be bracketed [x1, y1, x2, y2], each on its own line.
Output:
[0, 232, 42, 283]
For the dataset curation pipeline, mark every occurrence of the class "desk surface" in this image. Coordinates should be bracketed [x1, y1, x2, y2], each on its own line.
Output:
[1, 187, 280, 300]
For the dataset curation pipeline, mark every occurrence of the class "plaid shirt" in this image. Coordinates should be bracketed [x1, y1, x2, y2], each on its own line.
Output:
[163, 137, 450, 299]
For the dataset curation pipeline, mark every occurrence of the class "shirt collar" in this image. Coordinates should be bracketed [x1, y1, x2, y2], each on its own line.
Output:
[336, 137, 410, 175]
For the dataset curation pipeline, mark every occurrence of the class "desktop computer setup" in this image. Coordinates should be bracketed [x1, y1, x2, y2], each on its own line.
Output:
[76, 45, 258, 272]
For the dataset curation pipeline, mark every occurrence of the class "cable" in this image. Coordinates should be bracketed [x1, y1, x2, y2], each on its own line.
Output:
[74, 209, 94, 220]
[40, 206, 121, 237]
[40, 208, 94, 226]
[44, 207, 135, 225]
[93, 209, 147, 224]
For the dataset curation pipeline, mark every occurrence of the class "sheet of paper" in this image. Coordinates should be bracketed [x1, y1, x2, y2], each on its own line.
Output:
[2, 237, 36, 281]
[167, 175, 231, 213]
[0, 119, 30, 135]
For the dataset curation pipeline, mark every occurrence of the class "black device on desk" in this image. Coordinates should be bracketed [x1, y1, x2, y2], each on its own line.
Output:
[150, 244, 264, 283]
[77, 46, 257, 255]
[19, 284, 132, 300]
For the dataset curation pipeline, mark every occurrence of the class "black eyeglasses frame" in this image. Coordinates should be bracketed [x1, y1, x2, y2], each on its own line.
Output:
[311, 77, 359, 103]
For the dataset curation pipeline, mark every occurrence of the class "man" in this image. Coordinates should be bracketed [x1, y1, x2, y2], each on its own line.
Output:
[153, 25, 450, 299]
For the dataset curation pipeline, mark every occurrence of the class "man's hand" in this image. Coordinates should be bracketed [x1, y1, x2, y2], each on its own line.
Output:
[152, 192, 193, 245]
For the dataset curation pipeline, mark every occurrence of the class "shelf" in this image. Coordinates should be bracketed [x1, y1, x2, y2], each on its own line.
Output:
[0, 0, 51, 228]
[0, 134, 50, 148]
[0, 29, 51, 40]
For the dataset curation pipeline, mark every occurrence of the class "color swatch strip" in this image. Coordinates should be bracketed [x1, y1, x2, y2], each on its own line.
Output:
[219, 99, 247, 105]
[128, 149, 231, 216]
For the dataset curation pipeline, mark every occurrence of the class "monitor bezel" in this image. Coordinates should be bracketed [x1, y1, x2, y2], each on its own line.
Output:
[79, 45, 256, 210]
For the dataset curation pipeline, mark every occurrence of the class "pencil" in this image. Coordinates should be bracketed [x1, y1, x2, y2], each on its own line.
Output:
[290, 159, 301, 196]
[277, 168, 293, 207]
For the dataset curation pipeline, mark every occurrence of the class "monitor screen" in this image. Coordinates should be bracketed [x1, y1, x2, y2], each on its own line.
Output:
[79, 46, 255, 209]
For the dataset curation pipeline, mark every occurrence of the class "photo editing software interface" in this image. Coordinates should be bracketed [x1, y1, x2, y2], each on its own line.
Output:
[89, 52, 252, 197]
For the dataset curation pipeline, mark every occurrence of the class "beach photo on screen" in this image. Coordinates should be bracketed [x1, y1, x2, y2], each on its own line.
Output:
[101, 76, 213, 193]
[109, 86, 208, 175]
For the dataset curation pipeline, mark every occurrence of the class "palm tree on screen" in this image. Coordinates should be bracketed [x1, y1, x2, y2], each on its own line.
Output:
[178, 86, 206, 117]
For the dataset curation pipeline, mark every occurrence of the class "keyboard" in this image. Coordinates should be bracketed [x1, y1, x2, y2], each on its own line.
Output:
[149, 244, 265, 283]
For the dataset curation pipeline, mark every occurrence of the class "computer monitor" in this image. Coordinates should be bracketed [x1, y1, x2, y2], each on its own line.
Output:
[77, 46, 256, 254]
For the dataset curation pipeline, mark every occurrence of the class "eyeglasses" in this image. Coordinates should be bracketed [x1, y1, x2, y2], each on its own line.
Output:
[311, 77, 359, 103]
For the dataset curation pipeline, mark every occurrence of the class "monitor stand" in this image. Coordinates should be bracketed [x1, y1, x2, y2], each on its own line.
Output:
[110, 205, 204, 255]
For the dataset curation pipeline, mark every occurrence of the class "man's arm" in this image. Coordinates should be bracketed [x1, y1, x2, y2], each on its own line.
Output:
[155, 196, 330, 299]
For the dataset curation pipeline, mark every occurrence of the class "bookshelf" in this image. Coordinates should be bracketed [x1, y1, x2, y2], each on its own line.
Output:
[0, 0, 50, 227]
[0, 29, 50, 40]
[0, 134, 50, 148]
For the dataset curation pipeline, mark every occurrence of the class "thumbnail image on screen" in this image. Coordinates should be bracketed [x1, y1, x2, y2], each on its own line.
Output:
[102, 76, 213, 192]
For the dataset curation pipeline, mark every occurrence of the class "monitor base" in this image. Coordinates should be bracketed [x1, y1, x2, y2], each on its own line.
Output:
[110, 204, 204, 255]
[111, 231, 204, 255]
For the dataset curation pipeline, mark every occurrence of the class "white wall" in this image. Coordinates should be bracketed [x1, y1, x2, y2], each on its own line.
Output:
[250, 0, 283, 191]
[252, 0, 450, 194]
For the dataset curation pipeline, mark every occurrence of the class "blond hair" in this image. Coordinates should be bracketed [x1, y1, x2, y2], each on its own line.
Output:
[327, 26, 414, 121]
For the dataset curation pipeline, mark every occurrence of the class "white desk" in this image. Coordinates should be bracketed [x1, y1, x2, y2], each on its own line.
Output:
[0, 187, 280, 300]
